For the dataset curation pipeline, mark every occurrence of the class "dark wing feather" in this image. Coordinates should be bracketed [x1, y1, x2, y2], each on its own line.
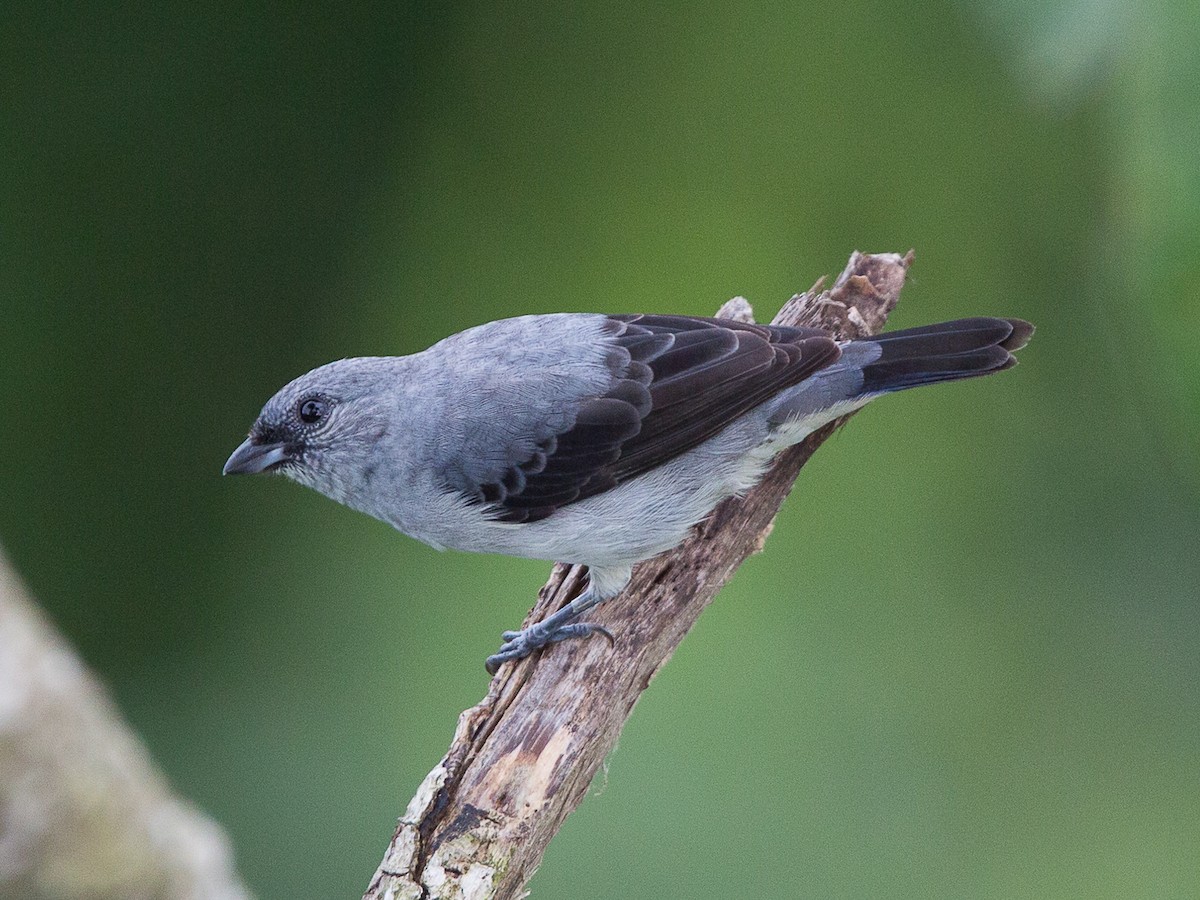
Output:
[481, 315, 840, 523]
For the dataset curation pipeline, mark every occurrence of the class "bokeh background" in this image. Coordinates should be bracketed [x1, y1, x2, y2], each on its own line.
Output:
[4, 2, 1199, 897]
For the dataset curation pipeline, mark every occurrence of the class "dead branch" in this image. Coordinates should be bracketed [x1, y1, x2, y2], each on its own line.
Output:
[364, 251, 912, 900]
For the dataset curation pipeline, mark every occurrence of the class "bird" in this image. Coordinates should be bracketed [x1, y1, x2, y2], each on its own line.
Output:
[224, 312, 1033, 673]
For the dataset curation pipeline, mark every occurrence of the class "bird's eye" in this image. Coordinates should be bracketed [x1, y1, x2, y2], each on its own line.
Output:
[298, 397, 327, 424]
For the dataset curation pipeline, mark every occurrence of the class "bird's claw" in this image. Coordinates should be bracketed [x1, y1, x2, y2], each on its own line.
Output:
[485, 621, 614, 674]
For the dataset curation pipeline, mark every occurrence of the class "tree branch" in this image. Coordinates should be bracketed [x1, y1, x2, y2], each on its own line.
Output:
[364, 250, 913, 900]
[0, 548, 253, 900]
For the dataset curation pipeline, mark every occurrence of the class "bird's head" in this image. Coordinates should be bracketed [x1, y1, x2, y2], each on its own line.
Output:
[223, 358, 394, 506]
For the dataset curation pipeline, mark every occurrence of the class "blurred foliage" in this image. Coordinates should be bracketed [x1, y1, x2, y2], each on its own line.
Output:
[3, 1, 1198, 898]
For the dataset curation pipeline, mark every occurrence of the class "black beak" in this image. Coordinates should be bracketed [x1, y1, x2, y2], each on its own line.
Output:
[223, 438, 290, 475]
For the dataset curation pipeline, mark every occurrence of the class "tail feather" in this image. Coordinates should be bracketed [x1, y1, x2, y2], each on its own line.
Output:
[859, 317, 1033, 395]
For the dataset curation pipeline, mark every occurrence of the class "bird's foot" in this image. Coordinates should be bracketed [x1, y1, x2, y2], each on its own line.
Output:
[485, 621, 614, 675]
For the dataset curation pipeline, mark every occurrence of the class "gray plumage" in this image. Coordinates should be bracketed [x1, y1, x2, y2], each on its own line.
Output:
[224, 313, 1033, 671]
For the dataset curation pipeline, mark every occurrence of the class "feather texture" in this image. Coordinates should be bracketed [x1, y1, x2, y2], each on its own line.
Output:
[482, 315, 840, 522]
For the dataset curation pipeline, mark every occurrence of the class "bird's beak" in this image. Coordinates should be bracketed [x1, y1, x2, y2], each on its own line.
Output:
[223, 438, 290, 475]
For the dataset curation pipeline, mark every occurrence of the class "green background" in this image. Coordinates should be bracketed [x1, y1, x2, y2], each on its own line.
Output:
[4, 1, 1199, 897]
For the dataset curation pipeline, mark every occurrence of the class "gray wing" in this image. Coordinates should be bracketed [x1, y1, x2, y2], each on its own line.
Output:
[440, 314, 841, 523]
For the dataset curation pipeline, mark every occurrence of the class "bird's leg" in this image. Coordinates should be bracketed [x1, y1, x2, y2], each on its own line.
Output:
[485, 566, 630, 674]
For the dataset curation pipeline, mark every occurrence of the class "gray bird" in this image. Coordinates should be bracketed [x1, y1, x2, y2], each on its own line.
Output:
[224, 313, 1033, 672]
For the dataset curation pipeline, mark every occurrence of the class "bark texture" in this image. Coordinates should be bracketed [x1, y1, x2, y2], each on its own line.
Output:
[364, 251, 912, 900]
[0, 549, 252, 900]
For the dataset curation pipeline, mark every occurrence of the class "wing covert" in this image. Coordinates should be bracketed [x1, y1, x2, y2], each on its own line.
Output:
[472, 314, 840, 522]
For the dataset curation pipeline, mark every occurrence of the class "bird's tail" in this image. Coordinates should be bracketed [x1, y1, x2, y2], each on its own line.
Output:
[856, 317, 1034, 395]
[764, 317, 1033, 430]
